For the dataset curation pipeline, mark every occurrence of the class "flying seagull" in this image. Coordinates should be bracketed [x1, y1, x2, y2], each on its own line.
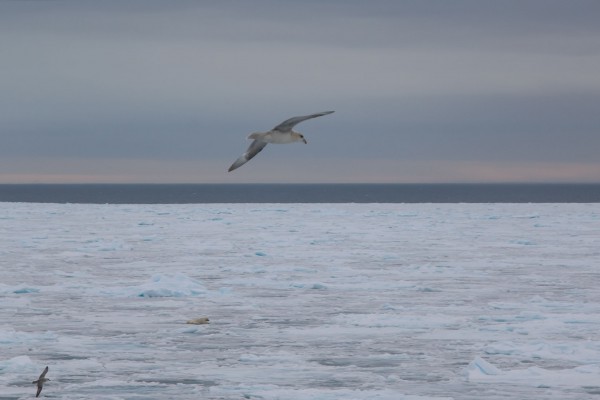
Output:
[228, 111, 334, 172]
[32, 366, 49, 398]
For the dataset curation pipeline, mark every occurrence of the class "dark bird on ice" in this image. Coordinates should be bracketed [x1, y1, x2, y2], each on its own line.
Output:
[32, 366, 50, 398]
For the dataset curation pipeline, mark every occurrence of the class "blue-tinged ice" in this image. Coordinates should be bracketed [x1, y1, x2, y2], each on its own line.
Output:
[101, 273, 207, 298]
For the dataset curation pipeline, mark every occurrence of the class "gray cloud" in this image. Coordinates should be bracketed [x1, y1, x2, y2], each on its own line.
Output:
[1, 0, 599, 182]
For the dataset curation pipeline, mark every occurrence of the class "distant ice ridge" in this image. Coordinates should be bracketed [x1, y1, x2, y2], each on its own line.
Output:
[0, 329, 57, 347]
[0, 282, 39, 294]
[483, 340, 600, 364]
[466, 356, 600, 388]
[465, 357, 501, 378]
[0, 355, 38, 373]
[101, 273, 208, 298]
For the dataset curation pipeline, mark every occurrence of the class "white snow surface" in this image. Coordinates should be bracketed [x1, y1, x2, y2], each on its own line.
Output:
[1, 202, 599, 399]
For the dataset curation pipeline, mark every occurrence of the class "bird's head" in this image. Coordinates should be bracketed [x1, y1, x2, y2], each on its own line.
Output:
[294, 132, 307, 144]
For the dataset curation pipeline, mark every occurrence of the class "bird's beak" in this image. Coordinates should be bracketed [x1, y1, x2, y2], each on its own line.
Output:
[302, 138, 308, 144]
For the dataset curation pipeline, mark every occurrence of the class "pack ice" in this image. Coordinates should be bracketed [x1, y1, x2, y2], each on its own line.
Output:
[1, 202, 599, 399]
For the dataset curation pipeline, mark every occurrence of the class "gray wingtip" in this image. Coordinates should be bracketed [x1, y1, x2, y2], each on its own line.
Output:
[228, 157, 246, 172]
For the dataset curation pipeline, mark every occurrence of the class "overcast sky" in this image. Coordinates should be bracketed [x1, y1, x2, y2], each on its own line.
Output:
[1, 0, 599, 183]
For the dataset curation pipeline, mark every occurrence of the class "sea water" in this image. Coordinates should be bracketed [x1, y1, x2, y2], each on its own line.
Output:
[1, 183, 600, 203]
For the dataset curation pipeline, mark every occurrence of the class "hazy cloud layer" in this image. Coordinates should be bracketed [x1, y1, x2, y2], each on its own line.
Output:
[1, 1, 599, 183]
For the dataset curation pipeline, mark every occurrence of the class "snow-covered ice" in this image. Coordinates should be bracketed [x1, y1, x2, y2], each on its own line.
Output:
[1, 202, 599, 399]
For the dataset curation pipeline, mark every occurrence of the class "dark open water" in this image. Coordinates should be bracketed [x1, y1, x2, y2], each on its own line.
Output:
[1, 184, 599, 203]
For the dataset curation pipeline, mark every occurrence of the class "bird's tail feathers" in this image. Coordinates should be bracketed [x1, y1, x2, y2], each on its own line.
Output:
[247, 132, 262, 140]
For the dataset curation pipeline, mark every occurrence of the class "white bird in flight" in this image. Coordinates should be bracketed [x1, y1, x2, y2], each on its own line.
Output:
[228, 111, 334, 172]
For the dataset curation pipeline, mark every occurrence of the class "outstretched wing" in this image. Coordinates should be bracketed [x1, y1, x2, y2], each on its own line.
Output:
[272, 111, 334, 132]
[34, 366, 48, 397]
[228, 140, 268, 172]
